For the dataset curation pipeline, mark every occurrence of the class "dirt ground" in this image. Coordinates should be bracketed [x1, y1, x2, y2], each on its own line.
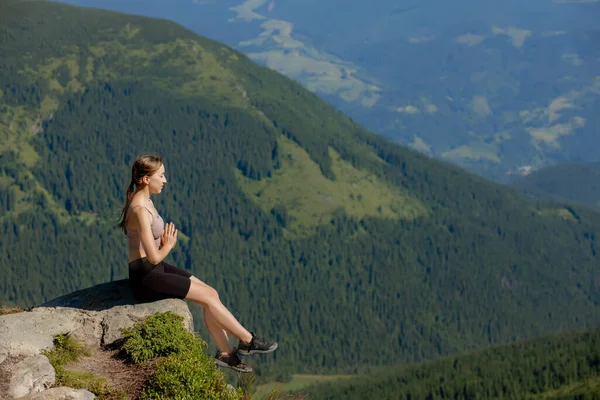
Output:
[66, 347, 158, 399]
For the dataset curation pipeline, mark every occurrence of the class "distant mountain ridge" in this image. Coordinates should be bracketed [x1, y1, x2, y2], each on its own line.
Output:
[511, 162, 600, 211]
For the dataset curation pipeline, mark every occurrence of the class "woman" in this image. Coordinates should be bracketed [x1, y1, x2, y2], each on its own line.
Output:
[118, 154, 277, 373]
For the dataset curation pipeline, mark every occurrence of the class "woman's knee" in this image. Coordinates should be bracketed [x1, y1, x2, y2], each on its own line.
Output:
[189, 277, 218, 298]
[186, 281, 219, 304]
[208, 286, 219, 300]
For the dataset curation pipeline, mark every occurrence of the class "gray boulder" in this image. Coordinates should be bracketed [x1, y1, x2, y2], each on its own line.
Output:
[0, 279, 194, 399]
[7, 355, 55, 398]
[18, 387, 96, 400]
[0, 279, 193, 360]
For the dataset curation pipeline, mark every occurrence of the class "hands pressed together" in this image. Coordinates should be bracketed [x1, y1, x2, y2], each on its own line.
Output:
[161, 222, 178, 249]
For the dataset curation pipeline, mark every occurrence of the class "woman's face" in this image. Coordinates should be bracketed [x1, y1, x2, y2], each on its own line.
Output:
[146, 164, 167, 194]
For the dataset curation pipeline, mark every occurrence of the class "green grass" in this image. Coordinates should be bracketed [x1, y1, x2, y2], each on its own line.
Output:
[75, 212, 98, 226]
[86, 37, 247, 107]
[236, 135, 428, 237]
[0, 305, 24, 315]
[252, 374, 354, 400]
[42, 334, 92, 373]
[536, 207, 578, 222]
[41, 334, 125, 399]
[118, 23, 141, 40]
[59, 370, 120, 399]
[0, 104, 36, 155]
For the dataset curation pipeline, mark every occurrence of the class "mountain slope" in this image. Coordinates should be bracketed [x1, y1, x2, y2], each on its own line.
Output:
[1, 0, 600, 378]
[56, 0, 600, 180]
[302, 327, 600, 400]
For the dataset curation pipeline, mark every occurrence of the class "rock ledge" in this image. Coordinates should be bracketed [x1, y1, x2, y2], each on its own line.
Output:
[0, 279, 193, 399]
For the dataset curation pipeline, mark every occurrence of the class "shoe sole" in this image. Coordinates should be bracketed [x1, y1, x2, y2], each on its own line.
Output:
[214, 359, 253, 373]
[237, 343, 278, 356]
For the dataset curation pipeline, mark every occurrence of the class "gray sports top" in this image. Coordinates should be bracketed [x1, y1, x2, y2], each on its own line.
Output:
[126, 203, 165, 248]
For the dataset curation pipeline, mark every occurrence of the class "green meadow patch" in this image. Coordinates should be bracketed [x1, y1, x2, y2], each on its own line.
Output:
[87, 37, 247, 107]
[253, 374, 354, 400]
[237, 135, 428, 237]
[536, 207, 578, 222]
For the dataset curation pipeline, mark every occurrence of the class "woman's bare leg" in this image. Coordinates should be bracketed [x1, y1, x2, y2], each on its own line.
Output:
[185, 277, 253, 344]
[189, 277, 233, 353]
[204, 308, 234, 353]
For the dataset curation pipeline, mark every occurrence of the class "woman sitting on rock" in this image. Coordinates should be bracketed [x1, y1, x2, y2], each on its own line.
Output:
[118, 154, 277, 373]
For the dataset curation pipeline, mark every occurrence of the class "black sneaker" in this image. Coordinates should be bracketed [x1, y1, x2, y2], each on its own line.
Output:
[236, 333, 278, 355]
[214, 350, 253, 373]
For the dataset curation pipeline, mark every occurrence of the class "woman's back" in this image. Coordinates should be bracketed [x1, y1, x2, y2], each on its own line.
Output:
[125, 199, 164, 262]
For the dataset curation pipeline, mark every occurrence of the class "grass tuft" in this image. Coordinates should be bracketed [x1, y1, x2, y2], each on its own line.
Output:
[42, 333, 92, 367]
[42, 334, 126, 399]
[0, 305, 25, 315]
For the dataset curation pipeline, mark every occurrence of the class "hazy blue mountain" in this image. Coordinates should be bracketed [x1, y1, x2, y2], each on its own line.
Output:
[511, 162, 600, 210]
[53, 0, 600, 181]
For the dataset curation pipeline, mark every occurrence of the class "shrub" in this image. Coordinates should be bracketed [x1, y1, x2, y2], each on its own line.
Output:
[142, 350, 240, 400]
[120, 311, 196, 363]
[120, 311, 243, 400]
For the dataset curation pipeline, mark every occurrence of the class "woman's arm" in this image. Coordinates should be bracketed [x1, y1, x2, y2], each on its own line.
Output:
[134, 207, 177, 264]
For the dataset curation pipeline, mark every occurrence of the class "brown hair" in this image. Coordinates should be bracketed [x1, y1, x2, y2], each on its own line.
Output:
[117, 154, 163, 233]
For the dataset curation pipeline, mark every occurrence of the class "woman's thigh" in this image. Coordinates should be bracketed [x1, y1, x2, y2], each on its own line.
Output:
[161, 262, 216, 294]
[162, 262, 193, 279]
[189, 275, 210, 286]
[140, 263, 191, 299]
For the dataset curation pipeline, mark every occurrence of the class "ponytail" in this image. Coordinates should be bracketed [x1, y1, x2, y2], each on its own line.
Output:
[117, 154, 163, 234]
[117, 178, 136, 234]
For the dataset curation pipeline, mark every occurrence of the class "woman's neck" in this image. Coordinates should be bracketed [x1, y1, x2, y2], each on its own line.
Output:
[134, 186, 151, 202]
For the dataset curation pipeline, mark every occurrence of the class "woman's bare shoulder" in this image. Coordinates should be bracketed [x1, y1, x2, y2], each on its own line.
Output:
[129, 196, 150, 210]
[128, 201, 153, 225]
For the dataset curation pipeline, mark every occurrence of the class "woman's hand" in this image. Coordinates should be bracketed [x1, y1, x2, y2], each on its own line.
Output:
[161, 222, 178, 250]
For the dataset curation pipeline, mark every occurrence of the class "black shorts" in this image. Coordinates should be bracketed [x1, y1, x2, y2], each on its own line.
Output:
[128, 258, 192, 302]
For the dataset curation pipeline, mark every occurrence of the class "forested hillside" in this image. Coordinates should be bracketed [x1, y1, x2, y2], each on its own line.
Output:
[1, 0, 600, 378]
[302, 327, 600, 399]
